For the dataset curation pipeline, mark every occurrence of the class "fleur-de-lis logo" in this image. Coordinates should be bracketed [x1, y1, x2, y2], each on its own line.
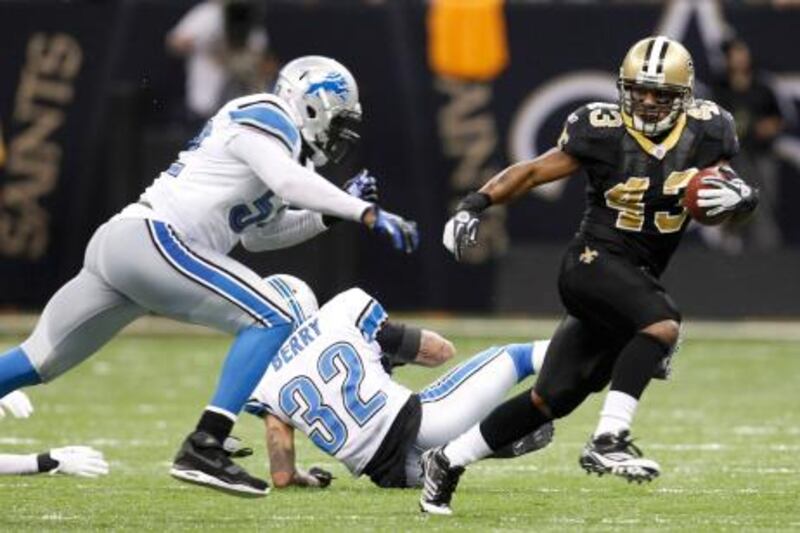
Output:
[579, 246, 599, 264]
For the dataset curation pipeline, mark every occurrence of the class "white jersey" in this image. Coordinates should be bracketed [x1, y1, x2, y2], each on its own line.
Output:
[117, 93, 302, 253]
[247, 288, 413, 476]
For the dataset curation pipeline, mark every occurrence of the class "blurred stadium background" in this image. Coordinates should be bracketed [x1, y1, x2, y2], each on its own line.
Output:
[1, 0, 799, 316]
[1, 0, 799, 529]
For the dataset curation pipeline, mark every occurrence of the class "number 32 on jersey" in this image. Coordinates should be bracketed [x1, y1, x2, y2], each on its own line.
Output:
[278, 342, 387, 455]
[604, 169, 697, 233]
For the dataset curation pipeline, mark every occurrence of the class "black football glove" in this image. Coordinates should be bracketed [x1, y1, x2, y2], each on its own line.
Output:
[308, 466, 334, 488]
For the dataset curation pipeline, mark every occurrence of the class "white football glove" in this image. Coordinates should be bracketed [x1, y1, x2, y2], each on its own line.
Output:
[0, 390, 34, 419]
[697, 176, 754, 217]
[49, 446, 109, 478]
[443, 211, 480, 261]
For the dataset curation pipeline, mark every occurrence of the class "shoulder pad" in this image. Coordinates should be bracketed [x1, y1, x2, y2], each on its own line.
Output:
[687, 99, 739, 158]
[324, 288, 388, 343]
[228, 97, 301, 155]
[558, 102, 622, 161]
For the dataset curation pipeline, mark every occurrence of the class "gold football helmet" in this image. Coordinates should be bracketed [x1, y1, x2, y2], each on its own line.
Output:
[618, 36, 694, 137]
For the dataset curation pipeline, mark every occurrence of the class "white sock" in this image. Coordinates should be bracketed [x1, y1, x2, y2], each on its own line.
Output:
[531, 340, 550, 374]
[442, 425, 492, 468]
[593, 390, 638, 437]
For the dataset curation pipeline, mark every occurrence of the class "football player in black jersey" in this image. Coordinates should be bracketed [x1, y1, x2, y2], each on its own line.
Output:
[419, 36, 759, 515]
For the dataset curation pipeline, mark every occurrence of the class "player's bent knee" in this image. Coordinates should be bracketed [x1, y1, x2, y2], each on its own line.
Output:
[532, 389, 581, 420]
[641, 319, 680, 348]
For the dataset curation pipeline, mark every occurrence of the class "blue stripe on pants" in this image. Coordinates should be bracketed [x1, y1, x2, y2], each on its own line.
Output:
[151, 221, 291, 327]
[420, 346, 503, 403]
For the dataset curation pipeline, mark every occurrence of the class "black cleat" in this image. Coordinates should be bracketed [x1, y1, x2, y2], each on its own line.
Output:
[170, 431, 269, 497]
[490, 421, 554, 459]
[419, 447, 464, 516]
[579, 430, 660, 482]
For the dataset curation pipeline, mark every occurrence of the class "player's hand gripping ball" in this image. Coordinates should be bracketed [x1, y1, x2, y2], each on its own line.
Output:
[683, 166, 743, 225]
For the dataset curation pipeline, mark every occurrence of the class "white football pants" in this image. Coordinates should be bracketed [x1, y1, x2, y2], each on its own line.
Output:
[404, 340, 549, 486]
[21, 217, 293, 381]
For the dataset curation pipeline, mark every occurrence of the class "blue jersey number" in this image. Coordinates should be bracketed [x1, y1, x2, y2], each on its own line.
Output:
[279, 377, 347, 455]
[318, 342, 387, 426]
[277, 343, 386, 455]
[229, 192, 275, 233]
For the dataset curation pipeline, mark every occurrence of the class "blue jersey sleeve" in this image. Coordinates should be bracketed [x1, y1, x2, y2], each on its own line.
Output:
[229, 102, 301, 156]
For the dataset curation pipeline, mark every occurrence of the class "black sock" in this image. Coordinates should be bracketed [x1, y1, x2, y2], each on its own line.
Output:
[196, 410, 234, 444]
[610, 332, 669, 399]
[479, 389, 551, 451]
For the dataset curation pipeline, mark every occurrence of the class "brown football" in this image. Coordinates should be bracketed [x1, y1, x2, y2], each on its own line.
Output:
[682, 167, 732, 226]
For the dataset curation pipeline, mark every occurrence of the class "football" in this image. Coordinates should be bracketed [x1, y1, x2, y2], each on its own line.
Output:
[683, 167, 732, 226]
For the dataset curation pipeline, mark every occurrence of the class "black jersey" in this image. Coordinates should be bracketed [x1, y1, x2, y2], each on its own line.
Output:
[558, 100, 739, 276]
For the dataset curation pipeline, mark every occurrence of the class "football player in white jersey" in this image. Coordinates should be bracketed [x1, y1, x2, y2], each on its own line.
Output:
[242, 280, 553, 491]
[0, 56, 418, 496]
[0, 391, 109, 477]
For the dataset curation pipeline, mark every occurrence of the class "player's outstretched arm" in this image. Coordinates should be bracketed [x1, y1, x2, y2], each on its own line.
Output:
[241, 169, 382, 252]
[444, 148, 580, 260]
[265, 415, 332, 489]
[230, 133, 418, 253]
[0, 446, 108, 477]
[241, 209, 328, 252]
[481, 147, 581, 205]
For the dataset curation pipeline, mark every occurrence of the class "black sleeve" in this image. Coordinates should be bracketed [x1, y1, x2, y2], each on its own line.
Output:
[375, 321, 421, 365]
[557, 104, 619, 165]
[558, 105, 594, 160]
[718, 107, 740, 160]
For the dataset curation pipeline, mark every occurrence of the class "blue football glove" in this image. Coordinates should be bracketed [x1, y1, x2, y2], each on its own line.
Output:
[370, 208, 419, 254]
[343, 170, 379, 203]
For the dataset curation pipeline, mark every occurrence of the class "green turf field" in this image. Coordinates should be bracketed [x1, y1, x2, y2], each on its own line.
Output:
[1, 328, 798, 531]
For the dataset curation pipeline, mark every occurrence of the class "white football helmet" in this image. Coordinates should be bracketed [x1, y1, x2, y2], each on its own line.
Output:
[275, 56, 362, 166]
[264, 274, 318, 325]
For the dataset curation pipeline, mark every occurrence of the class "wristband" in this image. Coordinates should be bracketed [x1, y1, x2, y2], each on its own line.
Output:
[456, 192, 491, 214]
[37, 452, 59, 473]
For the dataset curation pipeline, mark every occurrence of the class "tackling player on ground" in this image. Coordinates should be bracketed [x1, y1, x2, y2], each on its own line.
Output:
[240, 277, 553, 491]
[427, 36, 759, 514]
[0, 391, 108, 478]
[0, 56, 418, 496]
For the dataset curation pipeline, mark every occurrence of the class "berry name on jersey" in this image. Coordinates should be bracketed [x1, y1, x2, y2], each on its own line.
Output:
[270, 318, 322, 372]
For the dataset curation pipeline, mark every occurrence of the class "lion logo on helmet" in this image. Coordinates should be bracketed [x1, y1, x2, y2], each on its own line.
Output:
[305, 72, 350, 101]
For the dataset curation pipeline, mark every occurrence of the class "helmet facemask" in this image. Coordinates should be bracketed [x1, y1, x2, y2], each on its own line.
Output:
[618, 80, 691, 137]
[275, 56, 362, 166]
